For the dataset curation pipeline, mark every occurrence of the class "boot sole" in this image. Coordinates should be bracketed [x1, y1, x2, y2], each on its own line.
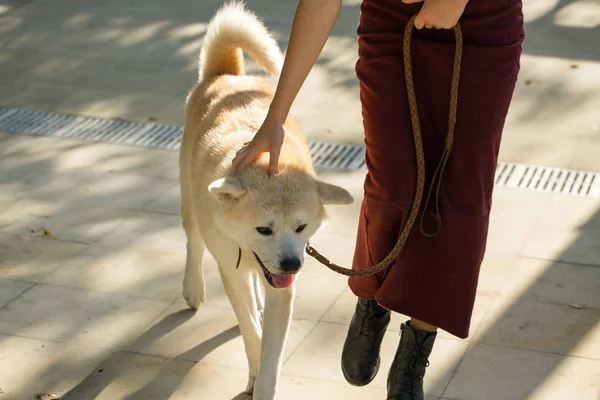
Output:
[341, 355, 380, 387]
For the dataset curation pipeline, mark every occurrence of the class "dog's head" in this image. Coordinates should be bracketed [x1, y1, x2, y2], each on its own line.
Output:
[209, 167, 353, 289]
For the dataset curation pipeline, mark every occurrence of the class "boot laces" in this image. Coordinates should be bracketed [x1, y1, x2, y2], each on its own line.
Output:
[411, 334, 431, 370]
[388, 330, 432, 399]
[406, 335, 431, 398]
[360, 302, 385, 336]
[415, 339, 431, 368]
[362, 312, 377, 335]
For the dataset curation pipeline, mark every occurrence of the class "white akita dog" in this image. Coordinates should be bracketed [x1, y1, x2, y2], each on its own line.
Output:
[179, 2, 354, 398]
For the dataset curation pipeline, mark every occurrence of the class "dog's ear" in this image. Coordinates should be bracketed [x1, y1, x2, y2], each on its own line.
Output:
[316, 180, 354, 205]
[209, 177, 247, 202]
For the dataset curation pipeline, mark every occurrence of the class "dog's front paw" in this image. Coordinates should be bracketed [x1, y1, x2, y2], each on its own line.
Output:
[182, 273, 205, 310]
[252, 388, 275, 400]
[245, 375, 256, 395]
[251, 377, 276, 400]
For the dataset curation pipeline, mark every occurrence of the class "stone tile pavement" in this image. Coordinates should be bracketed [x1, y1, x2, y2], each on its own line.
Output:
[0, 132, 599, 399]
[0, 0, 599, 398]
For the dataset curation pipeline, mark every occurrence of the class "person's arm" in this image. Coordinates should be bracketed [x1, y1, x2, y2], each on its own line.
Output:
[268, 0, 342, 122]
[232, 0, 342, 176]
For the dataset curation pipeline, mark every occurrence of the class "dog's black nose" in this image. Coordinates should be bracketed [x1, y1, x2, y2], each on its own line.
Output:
[279, 257, 301, 273]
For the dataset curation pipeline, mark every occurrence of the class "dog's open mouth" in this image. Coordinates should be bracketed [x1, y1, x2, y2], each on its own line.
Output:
[252, 251, 294, 289]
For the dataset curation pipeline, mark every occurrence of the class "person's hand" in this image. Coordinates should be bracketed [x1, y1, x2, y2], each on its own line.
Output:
[402, 0, 468, 30]
[232, 114, 285, 176]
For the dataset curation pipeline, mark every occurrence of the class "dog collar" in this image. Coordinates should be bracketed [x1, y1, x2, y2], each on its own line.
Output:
[237, 246, 276, 288]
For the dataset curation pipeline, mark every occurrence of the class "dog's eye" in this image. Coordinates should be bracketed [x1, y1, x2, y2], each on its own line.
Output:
[296, 224, 307, 233]
[256, 227, 273, 236]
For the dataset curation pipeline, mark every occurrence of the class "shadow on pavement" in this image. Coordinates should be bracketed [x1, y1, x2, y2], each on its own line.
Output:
[62, 311, 241, 399]
[0, 0, 598, 398]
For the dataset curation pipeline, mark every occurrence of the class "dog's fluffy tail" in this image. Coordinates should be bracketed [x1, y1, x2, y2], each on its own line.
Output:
[199, 2, 283, 81]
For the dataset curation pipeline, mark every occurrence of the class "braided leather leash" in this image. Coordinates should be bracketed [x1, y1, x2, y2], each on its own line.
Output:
[305, 15, 463, 277]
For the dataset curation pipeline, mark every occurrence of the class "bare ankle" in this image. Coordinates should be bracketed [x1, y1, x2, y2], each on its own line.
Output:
[409, 318, 438, 332]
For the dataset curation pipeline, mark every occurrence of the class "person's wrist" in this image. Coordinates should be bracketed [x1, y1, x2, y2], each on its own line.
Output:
[267, 100, 290, 125]
[267, 109, 287, 125]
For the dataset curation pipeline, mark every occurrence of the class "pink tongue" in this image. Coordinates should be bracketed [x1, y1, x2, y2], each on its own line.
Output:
[271, 273, 294, 289]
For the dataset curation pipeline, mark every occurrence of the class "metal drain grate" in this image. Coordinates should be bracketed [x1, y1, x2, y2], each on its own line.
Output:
[1, 106, 599, 198]
[494, 162, 600, 197]
[0, 107, 184, 150]
[0, 106, 365, 170]
[308, 140, 365, 170]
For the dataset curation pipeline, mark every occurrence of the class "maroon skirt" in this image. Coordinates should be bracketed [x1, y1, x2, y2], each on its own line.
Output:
[349, 0, 525, 338]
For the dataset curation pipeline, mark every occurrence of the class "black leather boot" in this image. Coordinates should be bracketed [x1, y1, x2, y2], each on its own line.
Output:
[341, 298, 391, 386]
[387, 321, 436, 400]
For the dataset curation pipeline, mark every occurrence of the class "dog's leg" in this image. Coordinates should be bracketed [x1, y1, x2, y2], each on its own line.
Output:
[219, 265, 263, 395]
[180, 170, 206, 310]
[253, 285, 294, 400]
[253, 272, 265, 325]
[182, 233, 206, 309]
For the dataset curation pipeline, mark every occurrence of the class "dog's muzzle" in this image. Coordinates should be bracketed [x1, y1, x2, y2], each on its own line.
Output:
[252, 251, 296, 289]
